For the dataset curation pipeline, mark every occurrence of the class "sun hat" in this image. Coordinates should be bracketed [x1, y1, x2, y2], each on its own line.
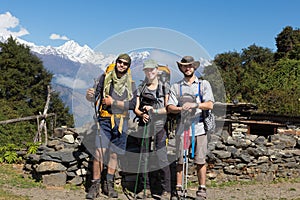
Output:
[143, 59, 158, 70]
[176, 56, 200, 69]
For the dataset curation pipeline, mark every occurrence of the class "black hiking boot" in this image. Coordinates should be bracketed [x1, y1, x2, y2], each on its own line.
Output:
[107, 180, 118, 198]
[136, 188, 151, 199]
[171, 185, 183, 200]
[195, 186, 207, 200]
[102, 180, 108, 195]
[86, 180, 100, 199]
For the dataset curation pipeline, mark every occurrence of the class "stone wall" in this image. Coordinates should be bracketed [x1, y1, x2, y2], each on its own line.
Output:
[24, 127, 91, 187]
[24, 123, 300, 187]
[205, 124, 300, 184]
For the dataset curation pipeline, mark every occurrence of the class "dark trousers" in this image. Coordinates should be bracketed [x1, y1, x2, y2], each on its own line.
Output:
[139, 127, 171, 193]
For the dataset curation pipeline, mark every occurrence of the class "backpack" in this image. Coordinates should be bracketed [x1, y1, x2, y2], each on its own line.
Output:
[198, 80, 216, 134]
[138, 65, 170, 110]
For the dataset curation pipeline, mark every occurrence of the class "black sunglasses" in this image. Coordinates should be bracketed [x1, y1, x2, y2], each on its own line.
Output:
[117, 59, 129, 66]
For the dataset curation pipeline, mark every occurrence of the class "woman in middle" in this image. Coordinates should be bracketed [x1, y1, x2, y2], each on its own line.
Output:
[134, 59, 171, 200]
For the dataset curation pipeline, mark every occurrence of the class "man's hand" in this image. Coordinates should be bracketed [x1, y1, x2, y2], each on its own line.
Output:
[182, 102, 197, 111]
[86, 88, 95, 102]
[102, 95, 113, 106]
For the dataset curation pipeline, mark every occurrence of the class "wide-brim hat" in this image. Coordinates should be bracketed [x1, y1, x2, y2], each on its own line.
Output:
[176, 56, 200, 69]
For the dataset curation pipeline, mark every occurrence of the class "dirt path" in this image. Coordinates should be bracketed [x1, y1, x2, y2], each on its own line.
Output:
[3, 181, 300, 200]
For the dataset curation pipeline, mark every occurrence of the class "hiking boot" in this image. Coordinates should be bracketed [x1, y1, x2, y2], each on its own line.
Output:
[136, 188, 151, 199]
[107, 180, 118, 198]
[195, 186, 207, 200]
[161, 191, 171, 200]
[101, 180, 108, 195]
[171, 186, 183, 200]
[86, 181, 100, 199]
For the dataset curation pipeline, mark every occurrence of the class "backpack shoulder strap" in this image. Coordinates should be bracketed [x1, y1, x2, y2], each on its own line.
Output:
[198, 80, 203, 103]
[157, 80, 167, 97]
[138, 80, 147, 96]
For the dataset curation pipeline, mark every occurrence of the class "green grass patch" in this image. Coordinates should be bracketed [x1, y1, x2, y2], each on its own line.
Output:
[272, 177, 300, 184]
[0, 163, 44, 199]
[0, 163, 43, 189]
[207, 180, 257, 188]
[63, 183, 84, 191]
[207, 177, 300, 189]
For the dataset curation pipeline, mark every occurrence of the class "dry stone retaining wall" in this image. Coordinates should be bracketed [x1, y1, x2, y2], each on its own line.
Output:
[205, 124, 300, 184]
[24, 124, 300, 187]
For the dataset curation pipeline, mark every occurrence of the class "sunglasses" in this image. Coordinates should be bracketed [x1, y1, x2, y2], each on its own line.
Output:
[117, 59, 129, 66]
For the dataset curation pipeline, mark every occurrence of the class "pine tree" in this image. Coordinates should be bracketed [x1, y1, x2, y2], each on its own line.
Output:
[0, 37, 74, 145]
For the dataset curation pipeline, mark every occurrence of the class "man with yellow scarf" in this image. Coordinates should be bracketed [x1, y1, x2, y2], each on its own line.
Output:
[86, 53, 136, 199]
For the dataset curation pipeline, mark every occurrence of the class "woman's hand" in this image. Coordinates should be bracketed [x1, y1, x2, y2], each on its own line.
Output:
[142, 105, 153, 112]
[142, 113, 150, 123]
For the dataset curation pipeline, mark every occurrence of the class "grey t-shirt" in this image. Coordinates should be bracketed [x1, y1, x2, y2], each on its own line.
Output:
[167, 77, 214, 136]
[137, 82, 169, 131]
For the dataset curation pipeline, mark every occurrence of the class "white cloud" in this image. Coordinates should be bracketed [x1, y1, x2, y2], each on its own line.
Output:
[55, 75, 88, 89]
[50, 33, 69, 41]
[0, 12, 29, 37]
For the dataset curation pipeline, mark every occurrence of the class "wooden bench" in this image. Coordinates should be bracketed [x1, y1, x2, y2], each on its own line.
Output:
[216, 118, 286, 135]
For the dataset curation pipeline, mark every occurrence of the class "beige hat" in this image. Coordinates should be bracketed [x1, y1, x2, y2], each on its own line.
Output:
[176, 56, 200, 69]
[143, 59, 158, 70]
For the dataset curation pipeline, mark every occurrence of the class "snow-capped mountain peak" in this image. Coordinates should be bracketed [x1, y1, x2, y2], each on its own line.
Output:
[57, 40, 92, 54]
[0, 34, 103, 65]
[54, 40, 95, 63]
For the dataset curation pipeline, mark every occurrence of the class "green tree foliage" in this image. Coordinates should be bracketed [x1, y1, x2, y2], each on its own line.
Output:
[0, 37, 74, 145]
[261, 59, 300, 115]
[213, 51, 243, 102]
[275, 26, 300, 60]
[201, 63, 226, 103]
[212, 26, 300, 116]
[240, 45, 275, 103]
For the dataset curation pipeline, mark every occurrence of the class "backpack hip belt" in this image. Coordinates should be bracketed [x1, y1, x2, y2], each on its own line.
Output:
[99, 109, 128, 134]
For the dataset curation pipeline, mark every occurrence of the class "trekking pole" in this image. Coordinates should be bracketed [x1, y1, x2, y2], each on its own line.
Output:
[93, 79, 105, 167]
[182, 123, 190, 199]
[144, 124, 149, 198]
[191, 122, 195, 159]
[133, 123, 148, 199]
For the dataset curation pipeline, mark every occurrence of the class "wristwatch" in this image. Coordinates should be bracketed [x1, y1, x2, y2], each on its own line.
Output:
[113, 100, 118, 107]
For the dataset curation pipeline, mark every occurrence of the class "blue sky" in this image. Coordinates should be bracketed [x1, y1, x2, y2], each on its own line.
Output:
[0, 0, 300, 58]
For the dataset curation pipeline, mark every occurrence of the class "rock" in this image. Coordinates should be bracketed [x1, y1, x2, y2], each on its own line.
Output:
[36, 161, 67, 172]
[62, 134, 75, 144]
[68, 175, 84, 185]
[25, 124, 300, 188]
[42, 172, 67, 186]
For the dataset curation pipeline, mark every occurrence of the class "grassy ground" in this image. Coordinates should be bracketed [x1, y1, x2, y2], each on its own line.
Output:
[1, 163, 300, 200]
[0, 163, 43, 200]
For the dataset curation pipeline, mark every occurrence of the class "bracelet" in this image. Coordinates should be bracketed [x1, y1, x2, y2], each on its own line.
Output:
[113, 100, 118, 107]
[155, 109, 159, 114]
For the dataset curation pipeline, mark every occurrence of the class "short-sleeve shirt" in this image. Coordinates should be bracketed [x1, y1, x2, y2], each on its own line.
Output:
[167, 77, 214, 136]
[137, 81, 170, 130]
